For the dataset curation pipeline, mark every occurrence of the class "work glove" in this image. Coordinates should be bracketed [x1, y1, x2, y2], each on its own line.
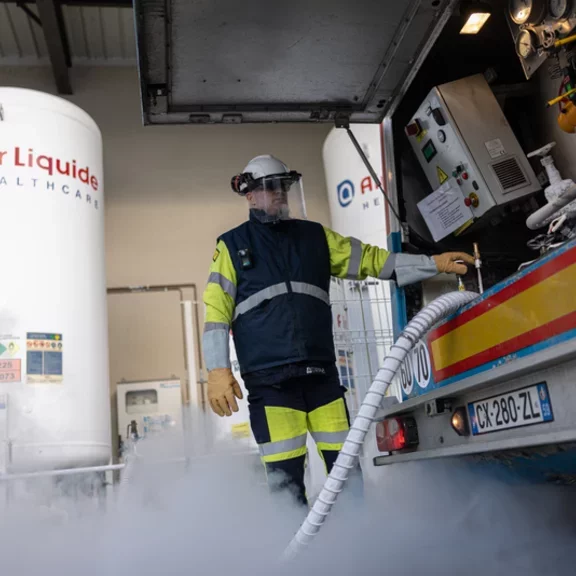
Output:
[207, 368, 243, 417]
[432, 252, 475, 276]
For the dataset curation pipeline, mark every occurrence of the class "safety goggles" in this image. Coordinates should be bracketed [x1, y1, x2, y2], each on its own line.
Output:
[231, 170, 302, 195]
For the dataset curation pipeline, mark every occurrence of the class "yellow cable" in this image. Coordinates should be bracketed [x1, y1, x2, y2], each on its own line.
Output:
[555, 33, 576, 48]
[547, 86, 576, 108]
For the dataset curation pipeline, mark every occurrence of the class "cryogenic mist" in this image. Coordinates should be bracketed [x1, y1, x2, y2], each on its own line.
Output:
[0, 433, 575, 576]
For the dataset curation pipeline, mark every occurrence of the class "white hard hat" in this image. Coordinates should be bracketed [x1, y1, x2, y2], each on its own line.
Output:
[231, 155, 295, 196]
[230, 154, 306, 223]
[243, 155, 289, 179]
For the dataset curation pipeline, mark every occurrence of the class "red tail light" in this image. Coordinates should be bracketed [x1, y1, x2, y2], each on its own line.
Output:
[376, 416, 419, 452]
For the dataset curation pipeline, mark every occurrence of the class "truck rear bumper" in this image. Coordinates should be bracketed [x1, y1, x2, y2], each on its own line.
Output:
[373, 354, 576, 484]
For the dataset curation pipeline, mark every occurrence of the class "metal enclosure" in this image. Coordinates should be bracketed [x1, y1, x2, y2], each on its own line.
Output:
[406, 74, 540, 224]
[117, 378, 184, 449]
[134, 0, 457, 125]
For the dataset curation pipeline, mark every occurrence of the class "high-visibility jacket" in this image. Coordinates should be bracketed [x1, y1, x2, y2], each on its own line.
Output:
[202, 215, 438, 376]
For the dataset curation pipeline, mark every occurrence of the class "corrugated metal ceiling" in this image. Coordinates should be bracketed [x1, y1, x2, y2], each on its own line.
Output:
[0, 3, 136, 65]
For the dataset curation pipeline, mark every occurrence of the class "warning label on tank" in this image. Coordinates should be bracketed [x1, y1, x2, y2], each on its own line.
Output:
[0, 337, 22, 383]
[26, 333, 63, 384]
[0, 359, 21, 383]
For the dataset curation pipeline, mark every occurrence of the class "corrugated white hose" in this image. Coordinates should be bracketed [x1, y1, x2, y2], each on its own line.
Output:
[281, 290, 478, 562]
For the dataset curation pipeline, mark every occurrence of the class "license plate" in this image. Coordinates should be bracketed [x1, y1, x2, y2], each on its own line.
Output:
[468, 383, 554, 436]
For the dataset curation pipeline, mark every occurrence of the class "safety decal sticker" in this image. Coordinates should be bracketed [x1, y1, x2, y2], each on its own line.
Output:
[437, 166, 449, 185]
[0, 337, 22, 383]
[485, 138, 506, 159]
[399, 340, 432, 398]
[0, 359, 21, 383]
[416, 129, 428, 143]
[213, 248, 220, 262]
[26, 333, 63, 384]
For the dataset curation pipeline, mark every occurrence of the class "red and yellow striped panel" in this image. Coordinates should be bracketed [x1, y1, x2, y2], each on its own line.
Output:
[429, 246, 576, 383]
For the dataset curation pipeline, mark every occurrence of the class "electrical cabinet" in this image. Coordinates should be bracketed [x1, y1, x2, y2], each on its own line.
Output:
[406, 74, 540, 232]
[117, 378, 183, 448]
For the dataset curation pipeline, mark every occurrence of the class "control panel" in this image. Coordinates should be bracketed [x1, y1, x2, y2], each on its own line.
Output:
[406, 75, 540, 233]
[406, 98, 490, 219]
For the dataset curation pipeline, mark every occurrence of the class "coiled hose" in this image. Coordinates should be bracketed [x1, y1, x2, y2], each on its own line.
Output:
[282, 291, 478, 561]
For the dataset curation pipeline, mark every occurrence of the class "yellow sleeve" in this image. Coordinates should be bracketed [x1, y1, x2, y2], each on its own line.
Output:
[203, 240, 237, 327]
[323, 226, 394, 281]
[202, 240, 237, 371]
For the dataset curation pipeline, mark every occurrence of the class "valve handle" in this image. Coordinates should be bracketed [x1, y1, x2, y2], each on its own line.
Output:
[527, 142, 556, 159]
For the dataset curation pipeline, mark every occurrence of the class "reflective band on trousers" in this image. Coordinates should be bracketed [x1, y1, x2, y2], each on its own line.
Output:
[346, 237, 362, 279]
[310, 430, 349, 445]
[259, 433, 307, 457]
[233, 282, 330, 320]
[208, 272, 237, 301]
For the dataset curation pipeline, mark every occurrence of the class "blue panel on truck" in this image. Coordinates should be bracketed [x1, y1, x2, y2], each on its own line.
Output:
[400, 240, 576, 401]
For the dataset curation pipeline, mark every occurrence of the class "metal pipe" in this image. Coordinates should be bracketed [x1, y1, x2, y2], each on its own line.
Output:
[344, 127, 401, 224]
[0, 463, 125, 482]
[473, 243, 484, 295]
[526, 184, 576, 230]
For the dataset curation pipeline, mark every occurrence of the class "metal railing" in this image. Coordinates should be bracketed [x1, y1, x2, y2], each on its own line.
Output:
[330, 277, 395, 419]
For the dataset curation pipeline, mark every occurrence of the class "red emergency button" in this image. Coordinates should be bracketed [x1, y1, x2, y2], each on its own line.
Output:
[406, 120, 421, 136]
[464, 197, 472, 207]
[462, 172, 469, 180]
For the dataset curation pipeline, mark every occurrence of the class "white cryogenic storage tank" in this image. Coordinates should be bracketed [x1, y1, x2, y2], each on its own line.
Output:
[0, 88, 111, 472]
[322, 125, 398, 403]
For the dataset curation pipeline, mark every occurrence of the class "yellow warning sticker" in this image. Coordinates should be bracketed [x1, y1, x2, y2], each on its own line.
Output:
[437, 166, 449, 185]
[416, 129, 428, 143]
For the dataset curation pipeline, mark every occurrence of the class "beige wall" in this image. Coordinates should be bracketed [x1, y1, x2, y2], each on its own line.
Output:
[0, 66, 332, 455]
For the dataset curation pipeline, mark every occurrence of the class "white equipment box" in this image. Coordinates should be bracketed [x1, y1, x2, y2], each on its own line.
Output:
[406, 74, 540, 227]
[117, 378, 183, 446]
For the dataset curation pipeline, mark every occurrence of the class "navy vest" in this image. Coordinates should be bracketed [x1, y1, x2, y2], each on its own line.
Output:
[220, 217, 335, 376]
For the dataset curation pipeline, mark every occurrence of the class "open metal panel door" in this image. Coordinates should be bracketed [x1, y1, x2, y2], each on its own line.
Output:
[134, 0, 457, 125]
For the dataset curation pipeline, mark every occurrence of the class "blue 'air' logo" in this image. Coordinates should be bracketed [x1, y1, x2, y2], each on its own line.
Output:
[337, 180, 355, 207]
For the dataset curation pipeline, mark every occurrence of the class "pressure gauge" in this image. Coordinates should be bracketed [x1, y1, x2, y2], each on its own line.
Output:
[549, 0, 571, 19]
[516, 29, 538, 58]
[437, 129, 446, 143]
[509, 0, 546, 25]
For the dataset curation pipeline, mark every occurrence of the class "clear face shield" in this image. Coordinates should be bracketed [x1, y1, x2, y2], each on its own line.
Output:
[247, 172, 307, 224]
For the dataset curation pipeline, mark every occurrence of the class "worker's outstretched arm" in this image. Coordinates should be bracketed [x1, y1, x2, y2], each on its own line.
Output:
[323, 227, 474, 287]
[203, 240, 243, 417]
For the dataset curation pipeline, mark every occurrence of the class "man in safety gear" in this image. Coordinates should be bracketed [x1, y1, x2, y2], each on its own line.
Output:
[203, 154, 473, 506]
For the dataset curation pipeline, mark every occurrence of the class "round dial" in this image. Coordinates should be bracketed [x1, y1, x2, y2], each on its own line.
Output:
[437, 129, 446, 143]
[549, 0, 571, 19]
[509, 0, 546, 24]
[516, 29, 538, 58]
